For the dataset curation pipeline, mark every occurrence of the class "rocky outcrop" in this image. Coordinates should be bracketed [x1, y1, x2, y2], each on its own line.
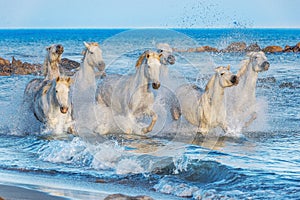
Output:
[60, 58, 80, 76]
[283, 42, 300, 52]
[245, 43, 261, 52]
[0, 56, 80, 76]
[263, 46, 283, 53]
[104, 194, 154, 200]
[0, 56, 42, 76]
[196, 46, 219, 52]
[222, 42, 247, 52]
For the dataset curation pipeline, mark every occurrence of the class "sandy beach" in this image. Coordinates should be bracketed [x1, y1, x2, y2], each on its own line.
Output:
[0, 184, 68, 200]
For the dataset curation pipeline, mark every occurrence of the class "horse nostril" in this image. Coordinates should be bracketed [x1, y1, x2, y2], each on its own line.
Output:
[60, 107, 68, 114]
[262, 61, 270, 70]
[167, 55, 176, 65]
[152, 82, 161, 89]
[231, 75, 238, 85]
[56, 45, 64, 54]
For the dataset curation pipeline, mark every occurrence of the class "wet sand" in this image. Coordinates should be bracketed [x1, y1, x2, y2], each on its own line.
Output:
[0, 184, 68, 200]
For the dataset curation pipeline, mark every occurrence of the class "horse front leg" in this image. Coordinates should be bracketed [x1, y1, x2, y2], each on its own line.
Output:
[142, 109, 157, 134]
[243, 112, 257, 128]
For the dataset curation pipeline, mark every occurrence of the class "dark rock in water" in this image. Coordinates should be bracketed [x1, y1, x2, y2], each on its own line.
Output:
[283, 42, 300, 52]
[0, 57, 10, 66]
[263, 45, 283, 53]
[0, 56, 81, 76]
[245, 43, 261, 52]
[222, 42, 246, 52]
[279, 82, 296, 89]
[104, 194, 154, 200]
[11, 57, 42, 75]
[0, 56, 42, 76]
[60, 58, 80, 76]
[194, 46, 219, 52]
[258, 76, 276, 83]
[187, 48, 196, 52]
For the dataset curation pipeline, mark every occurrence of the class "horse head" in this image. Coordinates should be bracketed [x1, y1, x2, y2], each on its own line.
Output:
[156, 43, 176, 65]
[215, 65, 239, 88]
[54, 76, 72, 114]
[83, 42, 106, 72]
[45, 44, 64, 63]
[136, 50, 163, 90]
[247, 51, 270, 72]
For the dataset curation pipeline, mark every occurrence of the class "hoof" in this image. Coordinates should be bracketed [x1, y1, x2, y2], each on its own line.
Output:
[171, 107, 181, 120]
[142, 127, 149, 134]
[124, 128, 132, 134]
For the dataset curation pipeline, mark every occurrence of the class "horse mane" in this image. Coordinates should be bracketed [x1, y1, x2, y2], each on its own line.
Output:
[135, 51, 161, 68]
[205, 73, 216, 92]
[42, 81, 53, 95]
[135, 52, 147, 68]
[237, 59, 250, 78]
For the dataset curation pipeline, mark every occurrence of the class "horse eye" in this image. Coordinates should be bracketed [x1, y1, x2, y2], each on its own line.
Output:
[90, 51, 94, 54]
[56, 90, 58, 93]
[220, 73, 225, 76]
[159, 50, 163, 53]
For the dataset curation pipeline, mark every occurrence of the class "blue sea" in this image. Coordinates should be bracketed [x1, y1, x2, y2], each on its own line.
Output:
[0, 28, 299, 199]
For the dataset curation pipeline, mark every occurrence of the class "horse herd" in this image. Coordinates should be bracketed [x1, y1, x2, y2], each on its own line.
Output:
[23, 42, 270, 137]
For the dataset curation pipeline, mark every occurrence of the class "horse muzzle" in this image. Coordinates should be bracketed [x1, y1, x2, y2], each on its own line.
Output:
[56, 44, 64, 55]
[261, 61, 270, 71]
[60, 106, 68, 114]
[167, 55, 176, 65]
[230, 75, 239, 85]
[152, 82, 161, 90]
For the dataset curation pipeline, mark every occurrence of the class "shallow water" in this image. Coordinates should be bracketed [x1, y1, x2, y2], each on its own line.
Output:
[0, 29, 299, 199]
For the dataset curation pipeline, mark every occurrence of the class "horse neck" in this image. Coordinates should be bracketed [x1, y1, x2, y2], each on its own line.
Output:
[45, 58, 60, 80]
[205, 74, 225, 106]
[82, 58, 95, 74]
[239, 62, 259, 93]
[132, 63, 149, 93]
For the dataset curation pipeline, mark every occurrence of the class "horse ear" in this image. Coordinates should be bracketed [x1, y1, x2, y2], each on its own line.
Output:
[56, 76, 60, 82]
[84, 42, 90, 50]
[66, 77, 73, 84]
[227, 65, 230, 70]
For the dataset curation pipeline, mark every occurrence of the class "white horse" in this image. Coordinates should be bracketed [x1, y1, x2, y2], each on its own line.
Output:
[156, 43, 176, 78]
[172, 65, 239, 134]
[96, 50, 163, 134]
[72, 42, 106, 135]
[43, 44, 64, 80]
[33, 76, 73, 134]
[226, 51, 270, 129]
[24, 44, 64, 109]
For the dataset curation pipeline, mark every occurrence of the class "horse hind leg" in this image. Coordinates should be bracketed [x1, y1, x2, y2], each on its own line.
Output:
[142, 110, 157, 134]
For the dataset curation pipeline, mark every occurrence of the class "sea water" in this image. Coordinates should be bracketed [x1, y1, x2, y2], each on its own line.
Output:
[0, 28, 299, 199]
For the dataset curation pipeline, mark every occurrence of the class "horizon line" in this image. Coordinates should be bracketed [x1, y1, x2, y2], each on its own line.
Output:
[0, 26, 300, 30]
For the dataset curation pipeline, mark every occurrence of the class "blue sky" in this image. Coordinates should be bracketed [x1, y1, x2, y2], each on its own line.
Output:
[0, 0, 299, 28]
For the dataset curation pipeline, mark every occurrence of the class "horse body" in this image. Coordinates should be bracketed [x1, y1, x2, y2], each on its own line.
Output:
[226, 51, 270, 129]
[72, 42, 106, 134]
[96, 51, 162, 134]
[24, 44, 64, 110]
[33, 77, 73, 134]
[174, 66, 239, 134]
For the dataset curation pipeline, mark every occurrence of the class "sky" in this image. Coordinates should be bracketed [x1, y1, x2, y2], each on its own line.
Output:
[0, 0, 299, 28]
